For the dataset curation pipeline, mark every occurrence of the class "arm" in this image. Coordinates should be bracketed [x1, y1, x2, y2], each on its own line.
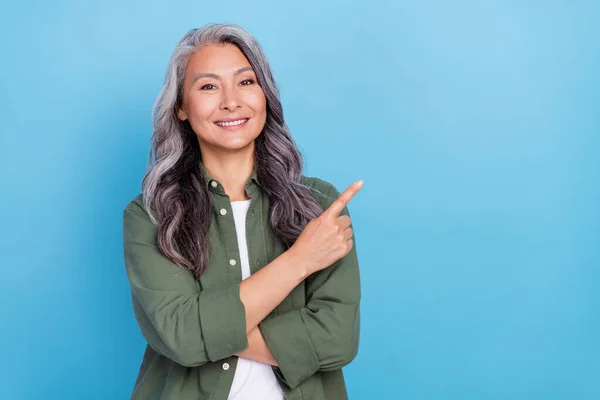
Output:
[239, 251, 308, 334]
[234, 326, 278, 366]
[123, 199, 304, 368]
[259, 185, 362, 389]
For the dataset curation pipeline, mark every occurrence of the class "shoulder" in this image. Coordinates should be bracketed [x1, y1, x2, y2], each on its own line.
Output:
[122, 193, 158, 243]
[122, 176, 343, 215]
[300, 175, 341, 209]
[301, 175, 339, 195]
[123, 193, 145, 215]
[122, 193, 153, 230]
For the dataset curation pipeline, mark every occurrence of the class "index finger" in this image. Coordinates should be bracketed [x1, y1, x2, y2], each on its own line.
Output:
[323, 180, 364, 218]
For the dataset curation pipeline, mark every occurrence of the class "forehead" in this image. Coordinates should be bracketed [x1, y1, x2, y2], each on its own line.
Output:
[186, 43, 252, 76]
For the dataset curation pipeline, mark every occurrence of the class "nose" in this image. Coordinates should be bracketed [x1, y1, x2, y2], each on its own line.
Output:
[219, 83, 241, 111]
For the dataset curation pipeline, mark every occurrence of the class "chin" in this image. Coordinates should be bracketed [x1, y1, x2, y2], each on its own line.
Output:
[219, 138, 256, 151]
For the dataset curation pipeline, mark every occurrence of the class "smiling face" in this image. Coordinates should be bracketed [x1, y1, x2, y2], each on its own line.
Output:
[177, 43, 267, 154]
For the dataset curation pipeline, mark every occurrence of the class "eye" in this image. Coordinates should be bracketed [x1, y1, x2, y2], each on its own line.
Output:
[200, 84, 216, 90]
[240, 79, 255, 86]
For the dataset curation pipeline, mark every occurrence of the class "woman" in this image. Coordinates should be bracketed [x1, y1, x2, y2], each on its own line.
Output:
[122, 23, 363, 400]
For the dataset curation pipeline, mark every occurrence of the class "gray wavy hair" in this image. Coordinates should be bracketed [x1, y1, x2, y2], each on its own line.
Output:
[141, 23, 324, 279]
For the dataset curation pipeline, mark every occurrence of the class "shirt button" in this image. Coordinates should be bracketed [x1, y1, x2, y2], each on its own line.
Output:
[219, 208, 227, 216]
[229, 259, 237, 266]
[222, 362, 230, 371]
[211, 181, 218, 188]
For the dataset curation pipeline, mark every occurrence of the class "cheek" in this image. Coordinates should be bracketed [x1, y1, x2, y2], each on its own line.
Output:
[187, 94, 216, 120]
[245, 89, 267, 113]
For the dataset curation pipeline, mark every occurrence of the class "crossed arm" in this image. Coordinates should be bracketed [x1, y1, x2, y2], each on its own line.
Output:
[235, 327, 278, 365]
[123, 186, 360, 389]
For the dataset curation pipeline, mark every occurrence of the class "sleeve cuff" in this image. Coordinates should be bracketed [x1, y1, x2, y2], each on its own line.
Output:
[198, 282, 248, 361]
[259, 309, 320, 389]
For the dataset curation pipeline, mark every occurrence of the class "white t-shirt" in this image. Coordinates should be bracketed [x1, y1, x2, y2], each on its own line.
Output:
[227, 199, 286, 400]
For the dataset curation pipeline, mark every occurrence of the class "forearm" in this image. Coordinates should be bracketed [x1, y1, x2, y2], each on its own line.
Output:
[234, 326, 278, 366]
[239, 250, 309, 333]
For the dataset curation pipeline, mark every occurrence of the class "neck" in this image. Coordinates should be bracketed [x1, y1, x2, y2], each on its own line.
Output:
[200, 148, 254, 202]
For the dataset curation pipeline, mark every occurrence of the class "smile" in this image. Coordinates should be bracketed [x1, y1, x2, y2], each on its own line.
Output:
[214, 118, 249, 127]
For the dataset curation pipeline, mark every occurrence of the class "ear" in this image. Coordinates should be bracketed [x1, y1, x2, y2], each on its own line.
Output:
[177, 106, 188, 121]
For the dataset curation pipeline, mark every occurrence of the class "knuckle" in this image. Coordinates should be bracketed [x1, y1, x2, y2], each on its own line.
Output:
[327, 225, 338, 237]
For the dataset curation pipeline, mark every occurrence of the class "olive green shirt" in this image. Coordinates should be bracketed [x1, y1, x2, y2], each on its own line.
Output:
[122, 163, 361, 400]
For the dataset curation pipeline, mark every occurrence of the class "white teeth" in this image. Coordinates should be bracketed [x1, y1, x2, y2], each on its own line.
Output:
[215, 118, 248, 127]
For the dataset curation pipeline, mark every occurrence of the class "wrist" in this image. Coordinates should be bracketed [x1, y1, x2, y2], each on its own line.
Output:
[281, 248, 312, 281]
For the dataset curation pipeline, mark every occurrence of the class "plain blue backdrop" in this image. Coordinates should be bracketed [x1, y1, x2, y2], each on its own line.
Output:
[1, 1, 598, 399]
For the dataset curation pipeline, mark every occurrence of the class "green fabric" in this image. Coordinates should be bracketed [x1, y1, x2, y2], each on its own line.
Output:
[122, 162, 361, 400]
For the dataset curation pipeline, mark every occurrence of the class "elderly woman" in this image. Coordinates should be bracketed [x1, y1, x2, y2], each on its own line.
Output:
[123, 23, 363, 400]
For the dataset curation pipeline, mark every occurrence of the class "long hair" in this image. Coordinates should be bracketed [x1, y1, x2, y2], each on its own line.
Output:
[142, 23, 325, 279]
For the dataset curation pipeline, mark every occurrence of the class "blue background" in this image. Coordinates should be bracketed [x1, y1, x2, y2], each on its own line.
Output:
[1, 1, 598, 399]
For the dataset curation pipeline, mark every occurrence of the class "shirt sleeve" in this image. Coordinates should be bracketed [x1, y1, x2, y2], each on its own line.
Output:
[259, 183, 362, 389]
[122, 199, 248, 367]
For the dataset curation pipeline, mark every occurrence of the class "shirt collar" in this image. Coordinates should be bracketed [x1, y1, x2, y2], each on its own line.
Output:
[199, 160, 261, 195]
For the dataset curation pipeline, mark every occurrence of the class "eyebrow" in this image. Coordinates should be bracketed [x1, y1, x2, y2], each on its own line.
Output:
[191, 66, 254, 85]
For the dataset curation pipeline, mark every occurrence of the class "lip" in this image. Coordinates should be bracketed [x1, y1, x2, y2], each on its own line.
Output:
[214, 117, 250, 123]
[214, 117, 250, 131]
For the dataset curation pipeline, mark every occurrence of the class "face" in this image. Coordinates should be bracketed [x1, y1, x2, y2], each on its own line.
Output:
[177, 43, 267, 154]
